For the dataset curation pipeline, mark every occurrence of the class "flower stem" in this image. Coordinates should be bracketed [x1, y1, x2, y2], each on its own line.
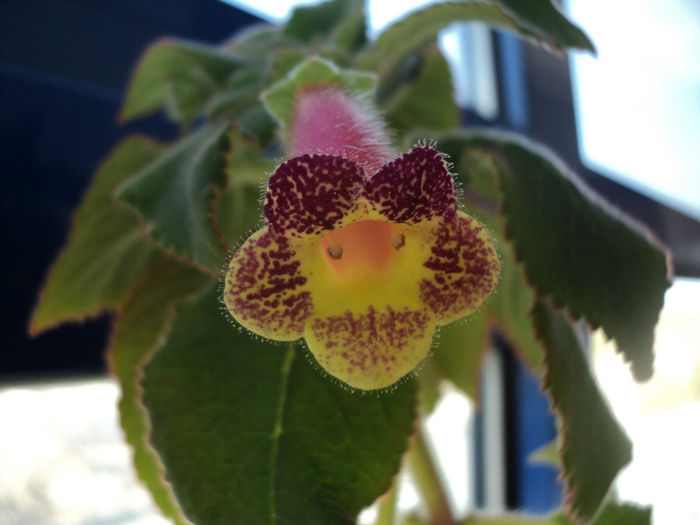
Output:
[409, 427, 455, 525]
[374, 480, 397, 525]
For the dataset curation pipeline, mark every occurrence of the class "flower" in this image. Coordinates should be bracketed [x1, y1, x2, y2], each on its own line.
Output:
[224, 81, 499, 390]
[223, 145, 500, 390]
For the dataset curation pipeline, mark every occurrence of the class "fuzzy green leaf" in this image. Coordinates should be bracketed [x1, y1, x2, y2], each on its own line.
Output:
[109, 259, 212, 525]
[223, 24, 290, 59]
[120, 38, 247, 125]
[117, 123, 230, 273]
[356, 1, 594, 76]
[284, 0, 366, 52]
[262, 57, 377, 134]
[213, 127, 273, 248]
[499, 0, 595, 55]
[489, 244, 544, 375]
[205, 66, 266, 120]
[383, 46, 458, 135]
[439, 131, 671, 381]
[533, 301, 632, 522]
[30, 137, 163, 335]
[141, 285, 418, 525]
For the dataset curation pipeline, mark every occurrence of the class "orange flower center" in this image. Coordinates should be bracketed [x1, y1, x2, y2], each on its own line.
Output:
[320, 220, 404, 277]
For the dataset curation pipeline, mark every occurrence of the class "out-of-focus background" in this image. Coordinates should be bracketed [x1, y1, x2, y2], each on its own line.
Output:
[1, 1, 699, 524]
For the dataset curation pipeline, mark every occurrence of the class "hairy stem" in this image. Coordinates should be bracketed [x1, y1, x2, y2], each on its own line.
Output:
[409, 427, 455, 525]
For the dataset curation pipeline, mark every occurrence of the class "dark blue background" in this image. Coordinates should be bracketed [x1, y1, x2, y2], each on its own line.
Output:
[0, 0, 259, 377]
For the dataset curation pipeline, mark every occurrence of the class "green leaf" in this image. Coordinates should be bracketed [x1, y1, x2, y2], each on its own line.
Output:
[590, 502, 651, 525]
[527, 439, 561, 469]
[213, 127, 273, 247]
[355, 1, 594, 77]
[499, 0, 595, 55]
[434, 311, 490, 400]
[439, 131, 671, 381]
[117, 122, 230, 273]
[415, 359, 443, 415]
[330, 3, 368, 55]
[236, 103, 278, 147]
[458, 501, 651, 525]
[223, 23, 290, 59]
[383, 45, 458, 135]
[283, 0, 365, 48]
[30, 137, 163, 335]
[120, 38, 247, 125]
[109, 259, 212, 525]
[142, 285, 418, 525]
[262, 56, 377, 134]
[205, 66, 266, 120]
[438, 144, 544, 375]
[532, 301, 632, 522]
[488, 241, 544, 375]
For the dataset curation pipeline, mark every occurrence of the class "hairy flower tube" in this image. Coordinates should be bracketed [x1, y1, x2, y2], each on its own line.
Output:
[224, 86, 500, 390]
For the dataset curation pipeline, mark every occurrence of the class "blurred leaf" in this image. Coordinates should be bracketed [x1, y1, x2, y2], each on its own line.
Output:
[499, 0, 595, 55]
[30, 137, 163, 335]
[331, 3, 368, 55]
[383, 46, 458, 134]
[141, 285, 418, 525]
[356, 1, 593, 77]
[528, 439, 561, 469]
[459, 502, 651, 524]
[206, 66, 266, 119]
[284, 0, 365, 48]
[415, 358, 443, 415]
[236, 103, 278, 146]
[213, 127, 273, 248]
[117, 122, 230, 274]
[108, 259, 212, 525]
[438, 131, 671, 381]
[532, 301, 632, 522]
[461, 514, 559, 525]
[590, 502, 651, 525]
[270, 49, 307, 81]
[434, 311, 490, 400]
[262, 56, 376, 134]
[120, 38, 246, 125]
[223, 23, 290, 59]
[489, 244, 544, 375]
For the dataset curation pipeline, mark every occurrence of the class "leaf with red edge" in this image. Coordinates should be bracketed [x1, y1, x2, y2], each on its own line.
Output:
[437, 131, 672, 382]
[120, 38, 247, 126]
[532, 300, 632, 522]
[117, 122, 231, 274]
[108, 259, 212, 525]
[141, 284, 418, 524]
[30, 136, 164, 335]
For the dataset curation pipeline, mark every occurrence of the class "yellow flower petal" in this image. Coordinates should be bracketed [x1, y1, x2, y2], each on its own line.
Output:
[305, 306, 435, 390]
[291, 218, 438, 389]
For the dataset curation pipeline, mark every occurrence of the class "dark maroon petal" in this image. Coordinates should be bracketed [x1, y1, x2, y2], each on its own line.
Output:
[364, 146, 457, 224]
[264, 154, 367, 238]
